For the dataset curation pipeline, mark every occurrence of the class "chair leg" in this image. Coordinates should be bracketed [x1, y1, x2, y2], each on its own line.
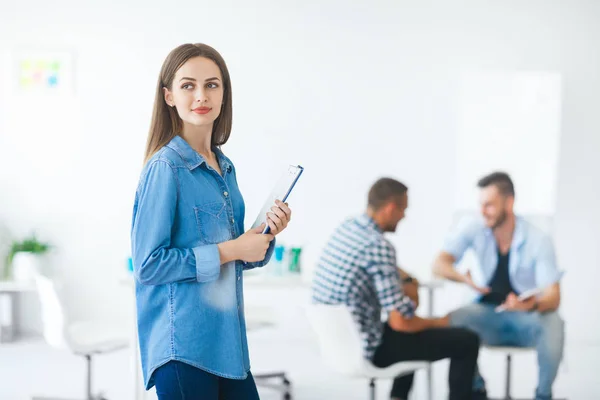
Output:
[254, 372, 291, 399]
[85, 355, 92, 400]
[485, 353, 567, 400]
[505, 354, 512, 400]
[369, 378, 376, 400]
[83, 354, 107, 400]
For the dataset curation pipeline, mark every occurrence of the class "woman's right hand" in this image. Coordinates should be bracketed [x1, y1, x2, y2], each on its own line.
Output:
[234, 224, 275, 262]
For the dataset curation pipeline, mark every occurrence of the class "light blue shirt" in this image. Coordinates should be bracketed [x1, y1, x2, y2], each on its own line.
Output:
[130, 135, 274, 389]
[443, 216, 562, 297]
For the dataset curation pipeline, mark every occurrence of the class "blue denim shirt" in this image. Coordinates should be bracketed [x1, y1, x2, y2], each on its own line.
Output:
[131, 135, 274, 389]
[443, 216, 563, 299]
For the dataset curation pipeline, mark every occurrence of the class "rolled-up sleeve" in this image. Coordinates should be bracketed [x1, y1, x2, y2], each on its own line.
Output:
[131, 160, 220, 285]
[534, 235, 563, 288]
[442, 217, 477, 264]
[192, 245, 221, 281]
[364, 240, 415, 318]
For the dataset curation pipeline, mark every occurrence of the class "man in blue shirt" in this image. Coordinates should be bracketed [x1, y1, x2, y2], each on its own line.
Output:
[433, 172, 564, 400]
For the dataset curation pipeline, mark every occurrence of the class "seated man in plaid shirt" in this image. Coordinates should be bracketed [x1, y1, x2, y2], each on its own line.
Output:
[312, 178, 482, 400]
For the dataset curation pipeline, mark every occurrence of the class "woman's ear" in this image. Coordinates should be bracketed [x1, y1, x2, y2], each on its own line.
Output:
[163, 87, 174, 107]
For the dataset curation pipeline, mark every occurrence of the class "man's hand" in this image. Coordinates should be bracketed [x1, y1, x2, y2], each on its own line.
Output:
[463, 271, 490, 295]
[402, 280, 420, 309]
[500, 292, 537, 312]
[388, 311, 449, 333]
[437, 314, 450, 327]
[397, 268, 419, 308]
[433, 252, 488, 295]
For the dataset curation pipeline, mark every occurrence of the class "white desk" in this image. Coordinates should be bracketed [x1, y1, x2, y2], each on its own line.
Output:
[244, 272, 308, 288]
[0, 280, 37, 343]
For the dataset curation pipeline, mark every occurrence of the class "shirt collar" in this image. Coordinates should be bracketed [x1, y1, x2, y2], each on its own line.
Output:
[213, 147, 233, 174]
[511, 216, 526, 249]
[358, 213, 383, 234]
[166, 135, 233, 173]
[483, 215, 526, 250]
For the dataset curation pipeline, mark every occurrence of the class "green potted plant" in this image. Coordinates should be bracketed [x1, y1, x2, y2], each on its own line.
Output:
[3, 234, 51, 281]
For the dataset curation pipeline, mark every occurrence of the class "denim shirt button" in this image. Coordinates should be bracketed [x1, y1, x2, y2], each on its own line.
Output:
[224, 191, 229, 197]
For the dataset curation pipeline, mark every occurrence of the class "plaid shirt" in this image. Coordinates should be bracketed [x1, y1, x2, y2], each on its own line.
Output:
[311, 214, 415, 359]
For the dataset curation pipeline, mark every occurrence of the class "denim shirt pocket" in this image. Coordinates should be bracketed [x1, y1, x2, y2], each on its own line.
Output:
[194, 201, 231, 244]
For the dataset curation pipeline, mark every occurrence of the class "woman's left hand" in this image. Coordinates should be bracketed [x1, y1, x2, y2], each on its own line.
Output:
[266, 200, 292, 236]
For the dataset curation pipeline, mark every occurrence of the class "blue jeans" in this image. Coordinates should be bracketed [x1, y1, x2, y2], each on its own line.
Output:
[450, 303, 564, 400]
[153, 360, 260, 400]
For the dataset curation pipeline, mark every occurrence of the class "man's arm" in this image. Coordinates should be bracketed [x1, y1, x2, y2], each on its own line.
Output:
[433, 252, 467, 282]
[388, 310, 449, 333]
[433, 252, 490, 294]
[397, 268, 415, 282]
[534, 236, 562, 312]
[368, 241, 448, 333]
[397, 267, 419, 308]
[433, 218, 488, 291]
[502, 283, 561, 313]
[536, 282, 561, 312]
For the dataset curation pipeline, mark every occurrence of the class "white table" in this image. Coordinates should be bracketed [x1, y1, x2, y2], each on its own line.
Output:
[0, 280, 37, 343]
[244, 272, 308, 288]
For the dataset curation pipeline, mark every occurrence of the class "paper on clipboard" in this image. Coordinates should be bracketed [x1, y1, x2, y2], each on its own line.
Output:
[251, 165, 304, 234]
[495, 271, 565, 312]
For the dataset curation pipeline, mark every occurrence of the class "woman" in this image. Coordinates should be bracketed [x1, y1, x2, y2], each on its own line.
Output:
[131, 43, 292, 399]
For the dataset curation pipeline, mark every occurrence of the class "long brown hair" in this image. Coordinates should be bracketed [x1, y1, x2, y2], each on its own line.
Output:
[144, 43, 233, 164]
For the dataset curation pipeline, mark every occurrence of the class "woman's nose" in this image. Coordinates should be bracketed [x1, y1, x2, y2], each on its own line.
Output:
[195, 88, 208, 103]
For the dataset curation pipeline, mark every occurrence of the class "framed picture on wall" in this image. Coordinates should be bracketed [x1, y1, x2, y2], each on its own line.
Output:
[11, 49, 75, 94]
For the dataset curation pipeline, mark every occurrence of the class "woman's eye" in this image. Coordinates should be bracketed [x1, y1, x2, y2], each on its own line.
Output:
[181, 83, 194, 90]
[207, 82, 219, 89]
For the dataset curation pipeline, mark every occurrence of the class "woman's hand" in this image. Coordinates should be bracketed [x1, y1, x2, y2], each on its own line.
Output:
[266, 200, 292, 236]
[230, 224, 274, 263]
[217, 224, 275, 265]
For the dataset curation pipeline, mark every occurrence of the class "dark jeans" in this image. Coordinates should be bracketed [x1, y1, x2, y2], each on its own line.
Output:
[153, 360, 260, 400]
[372, 324, 480, 400]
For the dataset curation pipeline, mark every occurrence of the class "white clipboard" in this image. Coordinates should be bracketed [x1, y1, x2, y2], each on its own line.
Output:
[251, 165, 304, 234]
[495, 271, 565, 312]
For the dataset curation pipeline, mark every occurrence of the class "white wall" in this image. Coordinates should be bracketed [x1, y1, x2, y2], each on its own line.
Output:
[0, 0, 599, 343]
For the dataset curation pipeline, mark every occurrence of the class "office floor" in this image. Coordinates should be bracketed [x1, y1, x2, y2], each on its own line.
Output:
[0, 329, 598, 400]
[1, 282, 597, 399]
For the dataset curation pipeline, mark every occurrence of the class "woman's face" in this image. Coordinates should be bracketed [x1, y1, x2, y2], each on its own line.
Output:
[164, 56, 224, 130]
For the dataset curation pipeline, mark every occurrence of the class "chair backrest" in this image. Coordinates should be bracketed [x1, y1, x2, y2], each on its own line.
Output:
[34, 274, 68, 349]
[305, 304, 368, 376]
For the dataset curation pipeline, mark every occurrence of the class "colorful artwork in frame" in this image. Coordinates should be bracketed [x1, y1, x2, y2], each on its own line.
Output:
[14, 50, 74, 93]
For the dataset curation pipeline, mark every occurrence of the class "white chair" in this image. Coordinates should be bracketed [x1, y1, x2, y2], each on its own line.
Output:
[306, 304, 429, 400]
[32, 274, 129, 400]
[484, 346, 566, 400]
